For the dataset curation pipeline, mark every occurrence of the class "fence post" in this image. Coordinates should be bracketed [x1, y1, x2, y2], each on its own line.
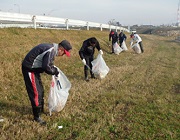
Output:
[115, 26, 117, 32]
[100, 24, 102, 31]
[32, 15, 36, 29]
[66, 19, 69, 30]
[109, 25, 111, 31]
[119, 27, 122, 31]
[87, 22, 89, 30]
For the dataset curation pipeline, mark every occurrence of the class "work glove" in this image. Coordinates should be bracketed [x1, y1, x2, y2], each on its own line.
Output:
[82, 59, 86, 65]
[54, 69, 59, 77]
[54, 66, 60, 78]
[99, 50, 103, 55]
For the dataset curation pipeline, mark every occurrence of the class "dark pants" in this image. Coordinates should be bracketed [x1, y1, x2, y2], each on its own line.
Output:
[22, 66, 44, 109]
[139, 41, 144, 53]
[119, 41, 123, 48]
[84, 56, 94, 78]
[112, 41, 117, 53]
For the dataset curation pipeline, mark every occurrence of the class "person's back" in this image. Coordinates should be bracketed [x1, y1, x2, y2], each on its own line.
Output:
[22, 43, 54, 72]
[119, 32, 127, 43]
[109, 31, 118, 43]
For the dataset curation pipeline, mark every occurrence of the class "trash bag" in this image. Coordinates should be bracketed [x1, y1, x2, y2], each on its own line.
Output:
[113, 42, 123, 55]
[91, 54, 109, 79]
[121, 41, 128, 51]
[132, 43, 141, 54]
[48, 68, 71, 116]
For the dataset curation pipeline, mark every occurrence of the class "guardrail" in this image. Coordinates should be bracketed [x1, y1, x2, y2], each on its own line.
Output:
[0, 11, 129, 32]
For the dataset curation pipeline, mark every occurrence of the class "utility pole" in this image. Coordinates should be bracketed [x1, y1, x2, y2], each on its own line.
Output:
[177, 0, 180, 26]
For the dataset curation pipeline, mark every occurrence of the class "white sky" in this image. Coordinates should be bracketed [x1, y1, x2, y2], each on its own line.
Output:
[0, 0, 179, 26]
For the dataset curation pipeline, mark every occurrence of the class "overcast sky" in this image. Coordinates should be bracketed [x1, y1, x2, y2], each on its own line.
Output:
[0, 0, 179, 26]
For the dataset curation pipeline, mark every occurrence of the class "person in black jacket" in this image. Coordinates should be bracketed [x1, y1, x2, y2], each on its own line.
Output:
[119, 30, 127, 48]
[22, 40, 72, 125]
[79, 37, 103, 81]
[109, 30, 118, 53]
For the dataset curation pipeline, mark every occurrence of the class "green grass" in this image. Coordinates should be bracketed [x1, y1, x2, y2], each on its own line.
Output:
[0, 28, 180, 140]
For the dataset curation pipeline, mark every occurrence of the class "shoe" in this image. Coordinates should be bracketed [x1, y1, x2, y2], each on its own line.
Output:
[34, 117, 46, 125]
[41, 111, 48, 116]
[33, 107, 46, 125]
[85, 77, 89, 82]
[91, 75, 96, 79]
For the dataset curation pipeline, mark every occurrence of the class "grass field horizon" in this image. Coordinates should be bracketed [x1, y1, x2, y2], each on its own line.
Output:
[0, 28, 180, 140]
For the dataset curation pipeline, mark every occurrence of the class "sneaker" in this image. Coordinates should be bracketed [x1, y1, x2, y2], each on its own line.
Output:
[91, 75, 96, 79]
[34, 117, 46, 125]
[41, 110, 48, 116]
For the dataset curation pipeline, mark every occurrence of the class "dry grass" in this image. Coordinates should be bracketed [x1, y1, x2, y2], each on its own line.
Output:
[0, 28, 180, 140]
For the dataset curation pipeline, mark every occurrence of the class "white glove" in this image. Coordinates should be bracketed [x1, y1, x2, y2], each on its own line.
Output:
[99, 50, 103, 55]
[82, 59, 86, 65]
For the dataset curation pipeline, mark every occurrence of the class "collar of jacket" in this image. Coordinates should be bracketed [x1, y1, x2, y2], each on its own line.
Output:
[53, 43, 58, 56]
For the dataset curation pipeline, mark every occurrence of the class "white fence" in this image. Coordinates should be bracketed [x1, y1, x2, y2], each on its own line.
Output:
[0, 11, 129, 32]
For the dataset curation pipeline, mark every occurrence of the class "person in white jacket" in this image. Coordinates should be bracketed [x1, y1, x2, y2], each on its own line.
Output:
[130, 32, 144, 53]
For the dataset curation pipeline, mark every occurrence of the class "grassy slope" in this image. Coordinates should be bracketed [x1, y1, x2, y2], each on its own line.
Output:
[0, 28, 180, 140]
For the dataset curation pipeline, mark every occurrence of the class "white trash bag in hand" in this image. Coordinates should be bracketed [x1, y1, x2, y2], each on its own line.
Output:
[113, 42, 123, 55]
[48, 68, 71, 116]
[132, 43, 141, 54]
[121, 41, 128, 51]
[91, 54, 110, 79]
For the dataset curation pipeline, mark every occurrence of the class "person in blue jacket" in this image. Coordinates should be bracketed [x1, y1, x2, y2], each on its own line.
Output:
[119, 30, 127, 48]
[22, 40, 72, 125]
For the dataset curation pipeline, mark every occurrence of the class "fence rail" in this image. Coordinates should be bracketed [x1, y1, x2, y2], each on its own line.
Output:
[0, 11, 129, 32]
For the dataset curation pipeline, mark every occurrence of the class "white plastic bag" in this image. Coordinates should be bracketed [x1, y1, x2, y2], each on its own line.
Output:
[121, 41, 128, 51]
[132, 43, 141, 54]
[113, 42, 123, 55]
[91, 54, 109, 79]
[48, 68, 71, 116]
